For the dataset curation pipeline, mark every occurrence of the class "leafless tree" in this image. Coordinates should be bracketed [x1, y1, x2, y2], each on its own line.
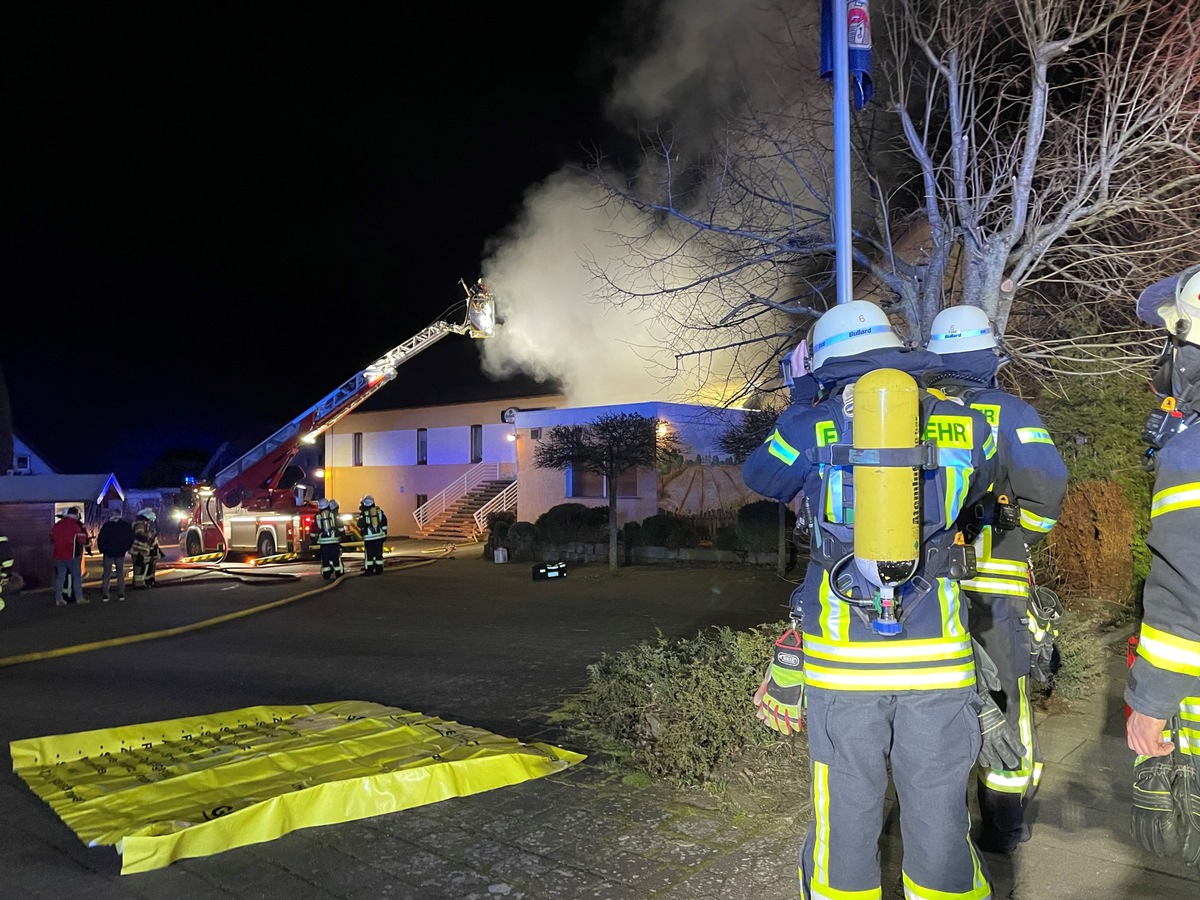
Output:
[589, 0, 1200, 396]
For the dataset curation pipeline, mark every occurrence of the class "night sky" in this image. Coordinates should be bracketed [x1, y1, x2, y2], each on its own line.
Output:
[1, 3, 632, 486]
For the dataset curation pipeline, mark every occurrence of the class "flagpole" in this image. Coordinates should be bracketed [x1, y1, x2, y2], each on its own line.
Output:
[832, 0, 852, 305]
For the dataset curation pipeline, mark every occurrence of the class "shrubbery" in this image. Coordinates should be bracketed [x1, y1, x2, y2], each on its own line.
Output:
[536, 503, 609, 543]
[549, 621, 790, 785]
[639, 512, 702, 549]
[737, 500, 795, 553]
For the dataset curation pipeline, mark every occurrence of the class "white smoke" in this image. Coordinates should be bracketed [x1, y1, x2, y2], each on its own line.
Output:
[477, 0, 824, 407]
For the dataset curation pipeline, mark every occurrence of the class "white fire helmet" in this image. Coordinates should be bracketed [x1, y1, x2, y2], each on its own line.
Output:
[926, 305, 998, 355]
[809, 300, 903, 371]
[1138, 264, 1200, 346]
[360, 495, 374, 508]
[318, 498, 329, 511]
[329, 499, 340, 510]
[138, 508, 156, 522]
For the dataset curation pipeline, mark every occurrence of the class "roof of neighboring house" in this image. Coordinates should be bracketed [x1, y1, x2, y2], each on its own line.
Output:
[0, 473, 125, 504]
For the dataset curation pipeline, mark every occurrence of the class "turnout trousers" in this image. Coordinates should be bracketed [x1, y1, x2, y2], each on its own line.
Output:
[801, 687, 992, 900]
[319, 542, 343, 580]
[968, 592, 1042, 848]
[363, 537, 385, 575]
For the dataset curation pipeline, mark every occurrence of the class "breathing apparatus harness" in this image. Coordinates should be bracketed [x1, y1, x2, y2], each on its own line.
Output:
[806, 369, 978, 636]
[1142, 330, 1200, 469]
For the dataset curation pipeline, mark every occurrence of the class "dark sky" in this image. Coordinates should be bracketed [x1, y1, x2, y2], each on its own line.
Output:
[1, 2, 632, 485]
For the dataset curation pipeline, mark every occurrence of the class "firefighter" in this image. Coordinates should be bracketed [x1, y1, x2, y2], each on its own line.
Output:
[0, 529, 13, 612]
[131, 509, 162, 589]
[314, 498, 345, 580]
[357, 495, 387, 576]
[1126, 264, 1200, 871]
[744, 300, 1005, 900]
[925, 304, 1069, 854]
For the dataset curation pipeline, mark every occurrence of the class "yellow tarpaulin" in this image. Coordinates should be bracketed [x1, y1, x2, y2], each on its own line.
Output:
[10, 700, 585, 874]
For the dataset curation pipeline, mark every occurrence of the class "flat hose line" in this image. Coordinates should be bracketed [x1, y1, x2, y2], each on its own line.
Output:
[0, 557, 441, 669]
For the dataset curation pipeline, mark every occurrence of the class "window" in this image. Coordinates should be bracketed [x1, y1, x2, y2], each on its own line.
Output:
[470, 424, 483, 464]
[530, 428, 541, 441]
[416, 428, 428, 465]
[352, 432, 363, 467]
[568, 468, 640, 498]
[12, 454, 30, 473]
[415, 493, 428, 509]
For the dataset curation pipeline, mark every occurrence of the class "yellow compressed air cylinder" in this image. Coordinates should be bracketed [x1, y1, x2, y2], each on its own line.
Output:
[852, 368, 921, 589]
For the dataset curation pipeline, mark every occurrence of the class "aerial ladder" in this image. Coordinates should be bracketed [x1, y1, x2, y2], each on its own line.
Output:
[178, 281, 498, 562]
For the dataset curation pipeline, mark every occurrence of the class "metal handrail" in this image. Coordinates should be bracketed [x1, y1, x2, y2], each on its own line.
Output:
[413, 462, 500, 531]
[473, 481, 518, 533]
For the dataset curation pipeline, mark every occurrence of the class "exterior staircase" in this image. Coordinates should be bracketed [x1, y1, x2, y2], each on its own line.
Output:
[420, 479, 512, 542]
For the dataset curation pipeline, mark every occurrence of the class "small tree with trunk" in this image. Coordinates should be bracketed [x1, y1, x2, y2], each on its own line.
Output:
[533, 412, 681, 573]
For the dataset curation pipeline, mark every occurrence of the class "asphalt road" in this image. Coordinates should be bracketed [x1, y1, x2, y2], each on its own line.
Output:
[0, 545, 798, 898]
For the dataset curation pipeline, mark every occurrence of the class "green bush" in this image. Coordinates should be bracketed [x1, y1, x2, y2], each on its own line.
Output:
[549, 621, 790, 785]
[622, 520, 642, 547]
[501, 521, 540, 562]
[714, 523, 740, 551]
[536, 502, 609, 543]
[639, 513, 702, 549]
[484, 519, 511, 561]
[737, 500, 795, 553]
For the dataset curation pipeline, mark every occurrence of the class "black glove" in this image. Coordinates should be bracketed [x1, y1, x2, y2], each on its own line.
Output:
[1131, 754, 1186, 858]
[1177, 765, 1200, 868]
[977, 692, 1026, 771]
[1027, 584, 1062, 683]
[973, 638, 1027, 771]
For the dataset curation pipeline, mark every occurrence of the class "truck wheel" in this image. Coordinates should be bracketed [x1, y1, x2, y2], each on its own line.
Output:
[185, 533, 203, 558]
[257, 531, 277, 558]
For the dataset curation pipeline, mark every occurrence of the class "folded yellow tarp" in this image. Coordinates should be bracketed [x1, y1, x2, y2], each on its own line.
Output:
[10, 700, 584, 874]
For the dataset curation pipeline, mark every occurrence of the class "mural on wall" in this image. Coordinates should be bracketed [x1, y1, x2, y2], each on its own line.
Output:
[656, 407, 762, 516]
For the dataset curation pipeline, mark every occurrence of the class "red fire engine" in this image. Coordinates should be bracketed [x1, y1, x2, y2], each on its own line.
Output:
[177, 281, 498, 561]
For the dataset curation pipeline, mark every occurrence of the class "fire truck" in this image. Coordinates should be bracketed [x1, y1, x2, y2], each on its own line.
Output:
[177, 281, 498, 561]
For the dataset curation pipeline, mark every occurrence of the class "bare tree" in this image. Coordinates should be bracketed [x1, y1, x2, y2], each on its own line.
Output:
[589, 0, 1200, 396]
[533, 412, 681, 572]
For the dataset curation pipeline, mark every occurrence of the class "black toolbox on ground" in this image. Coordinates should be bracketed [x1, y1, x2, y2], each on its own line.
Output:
[532, 561, 567, 581]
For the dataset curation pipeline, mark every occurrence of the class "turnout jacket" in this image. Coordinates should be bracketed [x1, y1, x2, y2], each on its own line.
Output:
[744, 348, 999, 693]
[931, 370, 1068, 599]
[358, 506, 388, 540]
[1126, 423, 1200, 745]
[314, 509, 345, 545]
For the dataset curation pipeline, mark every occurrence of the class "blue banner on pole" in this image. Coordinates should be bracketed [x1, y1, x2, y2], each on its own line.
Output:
[821, 0, 874, 109]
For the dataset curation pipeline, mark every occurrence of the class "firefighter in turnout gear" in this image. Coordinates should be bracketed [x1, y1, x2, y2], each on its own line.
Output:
[926, 305, 1069, 854]
[357, 496, 387, 576]
[1125, 265, 1200, 872]
[314, 498, 345, 580]
[131, 509, 162, 589]
[0, 531, 13, 612]
[744, 300, 1001, 900]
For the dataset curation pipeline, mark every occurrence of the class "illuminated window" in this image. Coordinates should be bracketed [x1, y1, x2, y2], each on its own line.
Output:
[470, 424, 483, 464]
[568, 467, 639, 498]
[352, 433, 363, 467]
[417, 428, 427, 465]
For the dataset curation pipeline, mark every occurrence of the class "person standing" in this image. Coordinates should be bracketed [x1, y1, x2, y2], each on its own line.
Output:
[314, 498, 345, 580]
[131, 509, 162, 589]
[357, 495, 387, 576]
[1125, 264, 1200, 871]
[925, 304, 1069, 853]
[743, 300, 1003, 900]
[97, 512, 135, 602]
[51, 507, 91, 606]
[0, 529, 13, 612]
